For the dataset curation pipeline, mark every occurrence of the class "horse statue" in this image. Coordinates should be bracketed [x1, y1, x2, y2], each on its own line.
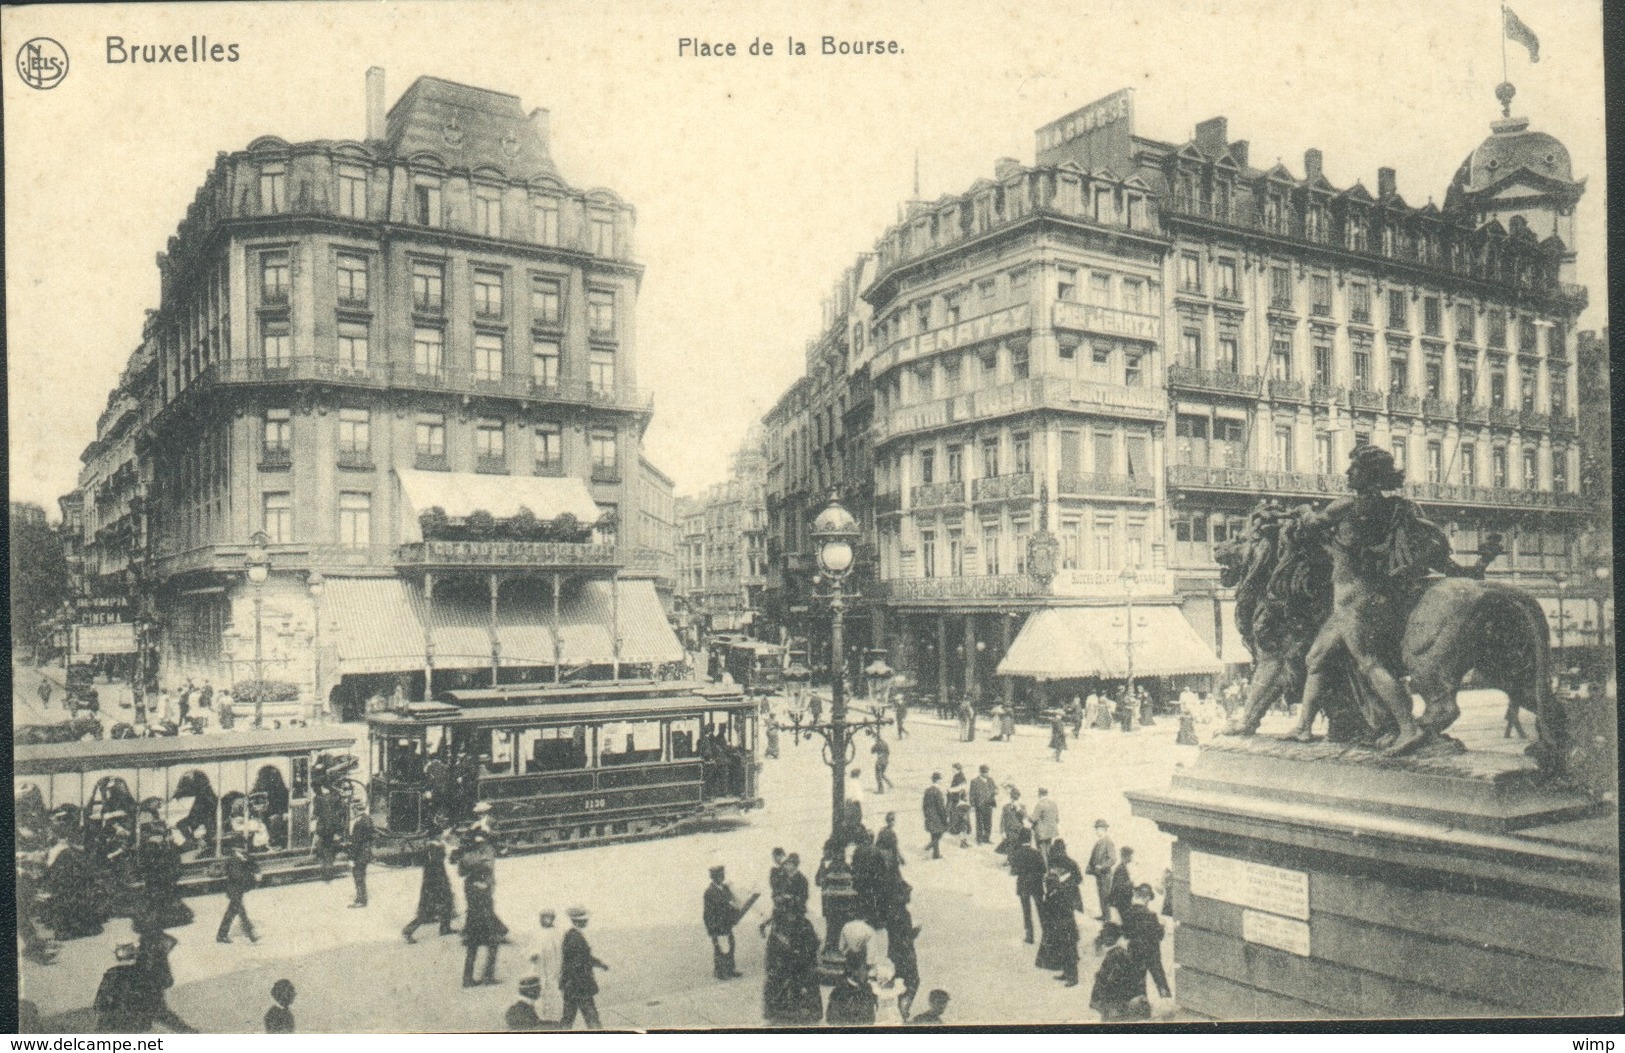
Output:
[1216, 500, 1567, 776]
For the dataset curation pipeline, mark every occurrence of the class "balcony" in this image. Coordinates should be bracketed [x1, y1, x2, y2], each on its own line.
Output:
[1488, 406, 1521, 428]
[1404, 482, 1590, 514]
[1423, 397, 1457, 419]
[591, 465, 622, 484]
[1057, 471, 1155, 499]
[1168, 366, 1263, 398]
[1268, 378, 1307, 402]
[396, 540, 622, 571]
[874, 491, 902, 517]
[152, 541, 399, 579]
[1459, 403, 1489, 424]
[1551, 414, 1578, 436]
[1389, 393, 1423, 417]
[1349, 387, 1385, 412]
[911, 479, 966, 508]
[972, 473, 1036, 503]
[1310, 383, 1345, 404]
[871, 375, 1166, 444]
[259, 448, 293, 471]
[475, 455, 508, 475]
[1167, 463, 1347, 497]
[415, 454, 449, 472]
[337, 449, 375, 471]
[1519, 411, 1551, 431]
[534, 459, 564, 477]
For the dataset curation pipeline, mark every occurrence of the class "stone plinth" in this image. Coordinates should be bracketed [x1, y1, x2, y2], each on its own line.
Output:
[1128, 737, 1621, 1020]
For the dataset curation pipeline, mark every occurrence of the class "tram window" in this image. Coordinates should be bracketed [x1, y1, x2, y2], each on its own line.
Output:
[518, 726, 588, 773]
[670, 717, 701, 760]
[389, 738, 426, 781]
[290, 757, 311, 800]
[487, 731, 516, 777]
[599, 720, 663, 766]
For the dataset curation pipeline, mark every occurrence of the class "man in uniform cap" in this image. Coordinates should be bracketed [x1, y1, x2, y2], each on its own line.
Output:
[559, 907, 608, 1029]
[703, 865, 746, 980]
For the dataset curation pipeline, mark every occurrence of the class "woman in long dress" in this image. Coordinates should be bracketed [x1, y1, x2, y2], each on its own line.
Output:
[1033, 838, 1083, 986]
[762, 910, 823, 1025]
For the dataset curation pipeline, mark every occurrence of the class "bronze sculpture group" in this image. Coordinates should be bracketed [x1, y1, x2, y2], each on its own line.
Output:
[1215, 443, 1568, 777]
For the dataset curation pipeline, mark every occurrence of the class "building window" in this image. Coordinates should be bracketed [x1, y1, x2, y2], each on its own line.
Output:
[338, 321, 369, 371]
[591, 428, 620, 477]
[534, 424, 563, 474]
[1180, 252, 1202, 292]
[1312, 336, 1333, 387]
[1273, 426, 1294, 471]
[1055, 267, 1076, 304]
[1489, 366, 1507, 408]
[474, 332, 505, 381]
[473, 270, 504, 318]
[590, 348, 616, 394]
[947, 528, 964, 577]
[1181, 329, 1202, 368]
[945, 294, 962, 325]
[1388, 346, 1409, 393]
[415, 416, 446, 459]
[412, 326, 444, 377]
[533, 196, 560, 244]
[1121, 278, 1144, 313]
[1455, 304, 1475, 343]
[1517, 318, 1538, 356]
[1392, 438, 1408, 477]
[946, 444, 964, 483]
[1522, 447, 1538, 489]
[920, 529, 937, 579]
[263, 409, 291, 455]
[1548, 322, 1566, 358]
[261, 253, 290, 304]
[1352, 342, 1372, 391]
[261, 318, 291, 367]
[1269, 266, 1292, 309]
[588, 290, 616, 334]
[1520, 362, 1537, 412]
[1175, 416, 1208, 466]
[1270, 331, 1293, 380]
[1349, 283, 1371, 324]
[338, 408, 371, 456]
[338, 492, 372, 548]
[1549, 366, 1567, 415]
[915, 300, 933, 331]
[1216, 259, 1238, 300]
[1425, 360, 1443, 399]
[260, 164, 286, 213]
[414, 179, 442, 227]
[475, 189, 502, 236]
[531, 276, 562, 325]
[1460, 443, 1477, 487]
[1090, 273, 1112, 307]
[1552, 449, 1569, 491]
[979, 278, 997, 301]
[412, 261, 444, 311]
[1458, 361, 1479, 404]
[1124, 349, 1144, 387]
[1427, 441, 1442, 483]
[594, 504, 618, 547]
[337, 165, 367, 218]
[476, 421, 507, 465]
[531, 338, 560, 389]
[1310, 275, 1332, 316]
[1487, 309, 1507, 349]
[336, 253, 369, 304]
[979, 437, 1000, 478]
[262, 492, 292, 543]
[589, 211, 616, 256]
[1387, 289, 1408, 330]
[1010, 266, 1030, 290]
[1011, 345, 1030, 380]
[1126, 435, 1149, 477]
[981, 522, 1001, 575]
[1315, 433, 1333, 475]
[1492, 447, 1508, 489]
[1423, 296, 1442, 336]
[1012, 433, 1032, 475]
[918, 448, 935, 485]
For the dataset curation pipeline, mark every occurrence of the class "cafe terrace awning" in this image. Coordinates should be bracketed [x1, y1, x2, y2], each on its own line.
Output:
[325, 577, 681, 676]
[997, 605, 1223, 681]
[395, 469, 603, 543]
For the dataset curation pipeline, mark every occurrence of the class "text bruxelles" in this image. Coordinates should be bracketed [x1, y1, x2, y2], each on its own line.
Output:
[106, 36, 241, 64]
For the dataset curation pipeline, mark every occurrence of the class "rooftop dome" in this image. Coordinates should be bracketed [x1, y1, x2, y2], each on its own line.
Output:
[1451, 115, 1575, 196]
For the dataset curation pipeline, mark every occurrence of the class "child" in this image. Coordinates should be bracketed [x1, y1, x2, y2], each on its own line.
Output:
[909, 989, 951, 1024]
[264, 978, 296, 1033]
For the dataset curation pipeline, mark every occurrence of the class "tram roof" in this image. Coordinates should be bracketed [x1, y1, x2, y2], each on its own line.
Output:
[438, 679, 723, 706]
[14, 726, 361, 775]
[369, 689, 756, 731]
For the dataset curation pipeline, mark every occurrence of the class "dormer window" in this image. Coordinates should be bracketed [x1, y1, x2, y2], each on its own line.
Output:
[337, 165, 368, 219]
[474, 188, 502, 237]
[260, 164, 287, 213]
[589, 210, 615, 256]
[414, 177, 443, 227]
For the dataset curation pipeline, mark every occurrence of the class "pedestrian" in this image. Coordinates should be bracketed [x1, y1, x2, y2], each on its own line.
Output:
[875, 813, 906, 876]
[37, 679, 52, 710]
[402, 831, 457, 942]
[1503, 696, 1527, 739]
[460, 858, 505, 987]
[827, 921, 878, 1026]
[1108, 845, 1137, 923]
[909, 989, 951, 1024]
[760, 847, 788, 935]
[46, 817, 107, 939]
[762, 903, 823, 1025]
[1090, 923, 1151, 1021]
[849, 829, 894, 923]
[178, 681, 194, 726]
[348, 809, 375, 908]
[1068, 695, 1084, 738]
[921, 772, 948, 859]
[198, 681, 214, 714]
[764, 718, 781, 759]
[959, 699, 978, 742]
[1049, 713, 1068, 762]
[1086, 820, 1117, 922]
[703, 865, 746, 980]
[1116, 689, 1134, 733]
[947, 763, 970, 847]
[1009, 827, 1046, 946]
[1034, 838, 1084, 986]
[559, 906, 609, 1030]
[264, 979, 296, 1034]
[215, 687, 235, 729]
[1031, 787, 1059, 855]
[216, 840, 259, 944]
[885, 886, 922, 1021]
[845, 767, 866, 830]
[810, 693, 824, 725]
[969, 764, 998, 844]
[997, 786, 1028, 855]
[505, 976, 545, 1031]
[989, 703, 1008, 741]
[132, 921, 197, 1033]
[871, 736, 893, 794]
[1001, 705, 1016, 741]
[894, 695, 909, 738]
[525, 909, 564, 1023]
[777, 852, 810, 916]
[1122, 883, 1172, 999]
[94, 942, 150, 1033]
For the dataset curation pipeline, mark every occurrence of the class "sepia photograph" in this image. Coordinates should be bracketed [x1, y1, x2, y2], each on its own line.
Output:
[3, 0, 1617, 1033]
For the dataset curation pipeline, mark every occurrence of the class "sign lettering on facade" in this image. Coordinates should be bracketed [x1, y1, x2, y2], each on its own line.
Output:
[1188, 850, 1310, 921]
[73, 622, 137, 655]
[1052, 301, 1161, 341]
[1242, 909, 1311, 957]
[1037, 89, 1133, 151]
[890, 304, 1031, 370]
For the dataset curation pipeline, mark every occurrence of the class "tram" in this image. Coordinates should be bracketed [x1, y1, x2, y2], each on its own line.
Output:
[707, 637, 786, 696]
[367, 679, 761, 850]
[14, 727, 363, 891]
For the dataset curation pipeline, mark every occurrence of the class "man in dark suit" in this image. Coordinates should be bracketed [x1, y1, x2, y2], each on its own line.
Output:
[1108, 845, 1137, 923]
[348, 810, 376, 908]
[703, 865, 744, 980]
[1008, 828, 1046, 945]
[969, 765, 998, 845]
[849, 829, 893, 922]
[1085, 820, 1117, 921]
[921, 772, 948, 859]
[559, 907, 609, 1029]
[1121, 883, 1172, 998]
[216, 841, 259, 943]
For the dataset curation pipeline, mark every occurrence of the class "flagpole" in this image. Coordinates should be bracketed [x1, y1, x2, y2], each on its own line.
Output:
[1499, 3, 1508, 85]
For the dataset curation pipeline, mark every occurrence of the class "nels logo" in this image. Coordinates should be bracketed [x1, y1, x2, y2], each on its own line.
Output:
[16, 37, 69, 90]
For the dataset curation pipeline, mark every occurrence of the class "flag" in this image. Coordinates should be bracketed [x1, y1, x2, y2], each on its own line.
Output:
[1504, 6, 1540, 63]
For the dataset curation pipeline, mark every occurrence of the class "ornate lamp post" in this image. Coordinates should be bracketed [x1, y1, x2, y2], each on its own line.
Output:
[307, 571, 325, 724]
[784, 495, 889, 980]
[246, 531, 271, 727]
[1121, 565, 1139, 710]
[1555, 572, 1569, 658]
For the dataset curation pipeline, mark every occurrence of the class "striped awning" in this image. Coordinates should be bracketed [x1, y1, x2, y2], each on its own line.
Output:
[324, 576, 681, 677]
[997, 605, 1223, 680]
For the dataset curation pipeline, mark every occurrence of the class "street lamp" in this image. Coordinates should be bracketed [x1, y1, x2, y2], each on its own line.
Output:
[784, 495, 889, 980]
[246, 530, 271, 728]
[1121, 565, 1139, 726]
[1555, 572, 1569, 658]
[307, 571, 325, 724]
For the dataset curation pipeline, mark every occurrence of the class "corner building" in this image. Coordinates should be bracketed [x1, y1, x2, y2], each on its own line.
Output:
[107, 71, 681, 714]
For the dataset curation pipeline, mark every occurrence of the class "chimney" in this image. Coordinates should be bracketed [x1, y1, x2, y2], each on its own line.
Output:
[1378, 166, 1397, 199]
[993, 157, 1022, 181]
[529, 107, 551, 152]
[1228, 140, 1248, 168]
[1194, 116, 1228, 157]
[365, 67, 386, 141]
[1304, 148, 1323, 182]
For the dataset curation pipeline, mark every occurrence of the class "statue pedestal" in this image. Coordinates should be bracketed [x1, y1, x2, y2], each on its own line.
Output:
[1128, 738, 1621, 1020]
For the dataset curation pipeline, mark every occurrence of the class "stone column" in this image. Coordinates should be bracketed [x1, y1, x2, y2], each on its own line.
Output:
[936, 615, 949, 706]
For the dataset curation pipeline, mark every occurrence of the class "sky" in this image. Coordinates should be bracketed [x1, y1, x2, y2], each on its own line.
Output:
[3, 0, 1608, 514]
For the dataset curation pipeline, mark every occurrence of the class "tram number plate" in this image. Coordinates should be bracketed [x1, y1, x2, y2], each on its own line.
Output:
[580, 797, 608, 811]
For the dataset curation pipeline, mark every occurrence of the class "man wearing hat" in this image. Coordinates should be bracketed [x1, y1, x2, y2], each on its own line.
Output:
[703, 865, 746, 980]
[1085, 821, 1117, 922]
[559, 906, 608, 1029]
[1030, 787, 1060, 856]
[461, 854, 505, 987]
[505, 976, 545, 1031]
[921, 772, 948, 859]
[216, 840, 260, 944]
[969, 764, 998, 845]
[348, 809, 376, 908]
